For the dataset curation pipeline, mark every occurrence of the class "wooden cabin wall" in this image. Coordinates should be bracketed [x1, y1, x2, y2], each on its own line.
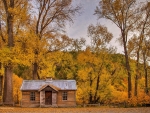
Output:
[57, 90, 76, 107]
[21, 91, 40, 107]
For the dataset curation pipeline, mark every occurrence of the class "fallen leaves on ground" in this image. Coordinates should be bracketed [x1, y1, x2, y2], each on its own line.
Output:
[0, 107, 150, 113]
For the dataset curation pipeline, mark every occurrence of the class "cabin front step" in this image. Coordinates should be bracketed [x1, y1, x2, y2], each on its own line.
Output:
[40, 104, 58, 108]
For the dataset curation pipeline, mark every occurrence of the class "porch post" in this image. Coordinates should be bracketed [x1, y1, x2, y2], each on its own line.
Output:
[40, 91, 45, 107]
[52, 92, 57, 106]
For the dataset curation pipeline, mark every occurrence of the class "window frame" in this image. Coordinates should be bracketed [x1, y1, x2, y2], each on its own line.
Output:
[30, 92, 35, 101]
[62, 91, 68, 101]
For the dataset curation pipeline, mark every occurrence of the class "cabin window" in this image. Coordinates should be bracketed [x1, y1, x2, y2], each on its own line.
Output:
[62, 91, 67, 100]
[30, 92, 35, 101]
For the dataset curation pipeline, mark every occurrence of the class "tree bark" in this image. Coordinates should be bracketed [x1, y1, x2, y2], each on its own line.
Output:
[2, 0, 14, 105]
[0, 63, 3, 99]
[134, 51, 140, 96]
[94, 74, 100, 103]
[33, 62, 39, 80]
[134, 73, 138, 96]
[89, 75, 93, 103]
[93, 63, 103, 103]
[3, 64, 13, 105]
[143, 50, 148, 94]
[122, 32, 132, 98]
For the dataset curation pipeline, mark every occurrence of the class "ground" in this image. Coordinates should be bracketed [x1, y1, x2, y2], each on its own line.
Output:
[0, 107, 150, 113]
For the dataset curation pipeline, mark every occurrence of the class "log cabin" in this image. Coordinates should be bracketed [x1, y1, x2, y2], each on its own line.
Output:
[20, 78, 77, 107]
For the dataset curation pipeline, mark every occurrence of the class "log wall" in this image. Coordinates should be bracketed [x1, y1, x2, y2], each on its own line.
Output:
[57, 90, 76, 107]
[21, 90, 76, 107]
[21, 91, 40, 107]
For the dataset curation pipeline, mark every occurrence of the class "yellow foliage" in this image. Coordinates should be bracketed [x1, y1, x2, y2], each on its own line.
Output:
[13, 74, 23, 104]
[39, 63, 55, 79]
[76, 87, 84, 104]
[8, 8, 20, 15]
[112, 90, 127, 103]
[0, 47, 14, 63]
[128, 91, 150, 106]
[76, 86, 89, 104]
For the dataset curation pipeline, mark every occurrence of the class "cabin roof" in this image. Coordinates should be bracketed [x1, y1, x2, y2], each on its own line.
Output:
[20, 80, 77, 91]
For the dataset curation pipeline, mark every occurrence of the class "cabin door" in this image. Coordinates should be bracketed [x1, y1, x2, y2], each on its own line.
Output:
[45, 91, 52, 105]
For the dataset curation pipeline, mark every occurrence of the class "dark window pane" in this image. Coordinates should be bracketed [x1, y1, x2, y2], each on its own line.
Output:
[62, 92, 67, 100]
[30, 92, 35, 101]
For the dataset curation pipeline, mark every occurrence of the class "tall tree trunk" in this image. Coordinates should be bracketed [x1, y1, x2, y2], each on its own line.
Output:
[3, 64, 13, 105]
[122, 32, 132, 98]
[89, 75, 93, 103]
[135, 4, 149, 95]
[140, 2, 150, 95]
[33, 62, 38, 80]
[134, 36, 144, 96]
[134, 74, 138, 96]
[134, 51, 140, 96]
[94, 74, 100, 103]
[0, 76, 3, 103]
[143, 50, 148, 94]
[134, 36, 144, 97]
[2, 0, 14, 105]
[93, 63, 103, 103]
[32, 49, 40, 80]
[0, 63, 3, 103]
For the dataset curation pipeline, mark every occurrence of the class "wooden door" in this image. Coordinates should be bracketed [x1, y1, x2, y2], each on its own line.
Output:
[45, 91, 52, 105]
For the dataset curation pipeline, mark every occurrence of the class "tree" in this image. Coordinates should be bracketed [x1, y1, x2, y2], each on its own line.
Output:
[127, 2, 150, 96]
[140, 2, 150, 95]
[77, 47, 119, 104]
[88, 23, 113, 52]
[1, 0, 29, 105]
[54, 51, 77, 80]
[87, 23, 114, 103]
[76, 24, 114, 104]
[70, 38, 86, 52]
[77, 48, 100, 104]
[95, 0, 139, 98]
[142, 40, 150, 94]
[29, 0, 80, 79]
[2, 0, 14, 105]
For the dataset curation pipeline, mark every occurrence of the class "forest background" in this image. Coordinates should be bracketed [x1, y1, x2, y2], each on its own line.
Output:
[0, 0, 150, 107]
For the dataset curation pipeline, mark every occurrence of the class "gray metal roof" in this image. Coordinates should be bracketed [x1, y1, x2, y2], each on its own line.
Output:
[20, 79, 77, 91]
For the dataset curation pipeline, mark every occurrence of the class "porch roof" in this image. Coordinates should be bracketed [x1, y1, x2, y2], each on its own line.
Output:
[38, 84, 61, 92]
[20, 80, 77, 91]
